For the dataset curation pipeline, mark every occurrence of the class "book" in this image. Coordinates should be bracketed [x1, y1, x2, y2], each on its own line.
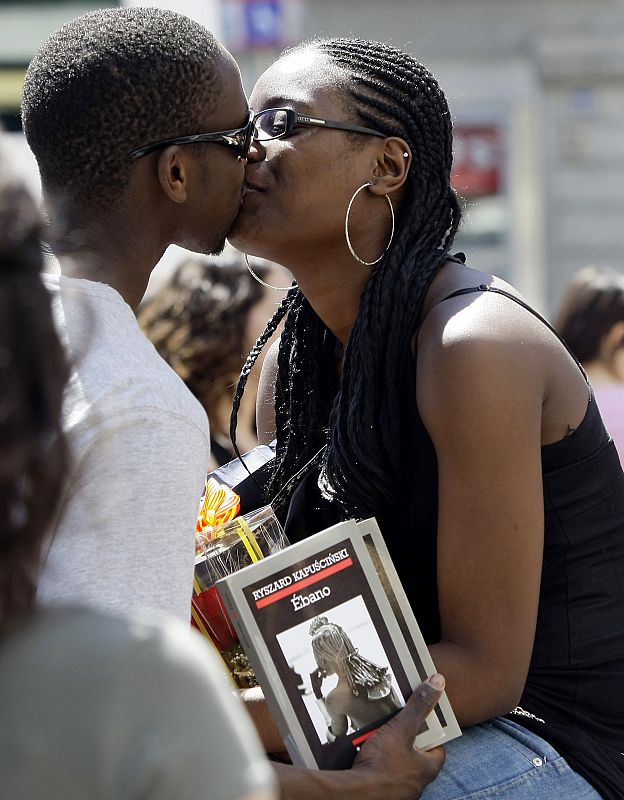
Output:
[216, 517, 461, 770]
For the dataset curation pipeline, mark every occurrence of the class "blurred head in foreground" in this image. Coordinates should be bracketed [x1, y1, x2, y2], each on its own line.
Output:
[0, 140, 69, 629]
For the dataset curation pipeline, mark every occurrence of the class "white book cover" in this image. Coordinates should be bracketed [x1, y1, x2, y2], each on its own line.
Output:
[216, 517, 460, 769]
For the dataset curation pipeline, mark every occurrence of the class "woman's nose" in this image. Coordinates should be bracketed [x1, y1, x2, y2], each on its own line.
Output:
[246, 138, 266, 163]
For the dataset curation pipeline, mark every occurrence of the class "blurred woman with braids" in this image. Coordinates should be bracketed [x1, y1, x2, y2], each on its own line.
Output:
[0, 147, 69, 631]
[309, 617, 402, 741]
[228, 38, 624, 798]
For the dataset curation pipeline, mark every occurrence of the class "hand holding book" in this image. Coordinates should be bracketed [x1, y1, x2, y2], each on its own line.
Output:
[274, 674, 447, 800]
[354, 674, 446, 775]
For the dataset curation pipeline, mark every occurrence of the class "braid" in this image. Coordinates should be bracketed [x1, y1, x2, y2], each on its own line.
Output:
[264, 290, 339, 511]
[229, 285, 296, 464]
[268, 38, 462, 520]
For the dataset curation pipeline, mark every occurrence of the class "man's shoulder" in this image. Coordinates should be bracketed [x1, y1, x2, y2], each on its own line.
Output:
[56, 291, 209, 443]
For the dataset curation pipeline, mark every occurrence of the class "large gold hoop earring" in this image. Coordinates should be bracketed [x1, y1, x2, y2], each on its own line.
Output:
[244, 253, 296, 292]
[344, 182, 395, 266]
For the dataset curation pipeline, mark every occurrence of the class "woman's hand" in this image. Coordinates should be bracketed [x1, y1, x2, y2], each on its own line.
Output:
[274, 675, 446, 800]
[351, 675, 446, 789]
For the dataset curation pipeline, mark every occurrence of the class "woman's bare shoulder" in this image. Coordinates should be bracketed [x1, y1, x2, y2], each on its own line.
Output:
[415, 263, 550, 426]
[418, 261, 524, 337]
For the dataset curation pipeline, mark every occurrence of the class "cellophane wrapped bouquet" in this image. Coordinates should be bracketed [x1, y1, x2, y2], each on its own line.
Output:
[192, 478, 289, 688]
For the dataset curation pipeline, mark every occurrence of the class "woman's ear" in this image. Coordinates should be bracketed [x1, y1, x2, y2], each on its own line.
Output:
[157, 146, 189, 204]
[604, 320, 624, 357]
[369, 137, 411, 195]
[605, 320, 624, 381]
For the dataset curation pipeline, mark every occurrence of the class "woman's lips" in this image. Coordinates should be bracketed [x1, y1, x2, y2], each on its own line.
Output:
[240, 182, 263, 207]
[243, 178, 266, 194]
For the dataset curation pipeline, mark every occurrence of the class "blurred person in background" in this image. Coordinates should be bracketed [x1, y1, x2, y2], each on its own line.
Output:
[138, 249, 288, 470]
[555, 266, 624, 464]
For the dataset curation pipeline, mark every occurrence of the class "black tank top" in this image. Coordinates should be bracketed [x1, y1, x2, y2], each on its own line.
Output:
[284, 284, 624, 798]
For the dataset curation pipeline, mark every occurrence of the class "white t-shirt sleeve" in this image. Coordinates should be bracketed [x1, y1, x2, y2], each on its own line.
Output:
[39, 408, 209, 624]
[107, 622, 278, 800]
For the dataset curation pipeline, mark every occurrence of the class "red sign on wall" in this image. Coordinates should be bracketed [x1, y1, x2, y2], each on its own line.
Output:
[452, 124, 504, 198]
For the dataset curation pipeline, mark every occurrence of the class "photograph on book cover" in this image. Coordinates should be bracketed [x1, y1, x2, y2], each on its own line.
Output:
[276, 598, 403, 745]
[217, 519, 445, 769]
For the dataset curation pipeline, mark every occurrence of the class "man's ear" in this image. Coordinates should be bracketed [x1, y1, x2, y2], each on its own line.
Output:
[369, 137, 412, 196]
[156, 146, 189, 204]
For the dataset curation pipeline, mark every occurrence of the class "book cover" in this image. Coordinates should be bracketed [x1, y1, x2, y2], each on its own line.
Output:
[216, 517, 460, 769]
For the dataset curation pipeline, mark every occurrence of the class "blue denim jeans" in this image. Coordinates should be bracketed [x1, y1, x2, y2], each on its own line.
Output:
[420, 717, 602, 799]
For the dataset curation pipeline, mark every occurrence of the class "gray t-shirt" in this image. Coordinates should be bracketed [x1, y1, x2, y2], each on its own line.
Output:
[0, 608, 276, 800]
[39, 273, 210, 623]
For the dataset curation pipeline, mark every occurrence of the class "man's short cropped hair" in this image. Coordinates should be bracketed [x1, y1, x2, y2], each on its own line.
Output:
[22, 7, 223, 209]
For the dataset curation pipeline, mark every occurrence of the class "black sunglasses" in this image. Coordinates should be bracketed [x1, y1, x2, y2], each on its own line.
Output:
[129, 111, 254, 160]
[253, 107, 386, 142]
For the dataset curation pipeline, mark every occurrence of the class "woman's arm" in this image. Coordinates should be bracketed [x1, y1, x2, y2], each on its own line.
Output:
[417, 299, 546, 726]
[239, 686, 286, 755]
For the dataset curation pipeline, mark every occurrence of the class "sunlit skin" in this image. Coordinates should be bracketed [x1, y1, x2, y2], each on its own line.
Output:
[232, 48, 592, 733]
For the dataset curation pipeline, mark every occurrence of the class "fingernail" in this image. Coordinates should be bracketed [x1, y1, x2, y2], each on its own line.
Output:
[427, 674, 445, 691]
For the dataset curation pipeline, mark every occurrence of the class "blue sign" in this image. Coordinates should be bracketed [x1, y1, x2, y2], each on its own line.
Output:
[244, 1, 283, 46]
[222, 0, 303, 52]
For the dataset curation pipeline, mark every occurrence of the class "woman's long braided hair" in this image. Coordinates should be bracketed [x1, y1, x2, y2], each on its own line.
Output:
[230, 37, 461, 520]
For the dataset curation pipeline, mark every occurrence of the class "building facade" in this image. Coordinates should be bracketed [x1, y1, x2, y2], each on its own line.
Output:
[2, 0, 624, 311]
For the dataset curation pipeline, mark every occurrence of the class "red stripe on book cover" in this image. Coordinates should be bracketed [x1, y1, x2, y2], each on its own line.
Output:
[351, 728, 379, 747]
[255, 558, 354, 608]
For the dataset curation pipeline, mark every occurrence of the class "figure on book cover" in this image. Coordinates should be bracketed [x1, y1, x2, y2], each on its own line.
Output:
[309, 616, 402, 741]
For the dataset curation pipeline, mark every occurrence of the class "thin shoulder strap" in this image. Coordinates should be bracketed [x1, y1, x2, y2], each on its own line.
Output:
[436, 284, 589, 382]
[415, 252, 467, 329]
